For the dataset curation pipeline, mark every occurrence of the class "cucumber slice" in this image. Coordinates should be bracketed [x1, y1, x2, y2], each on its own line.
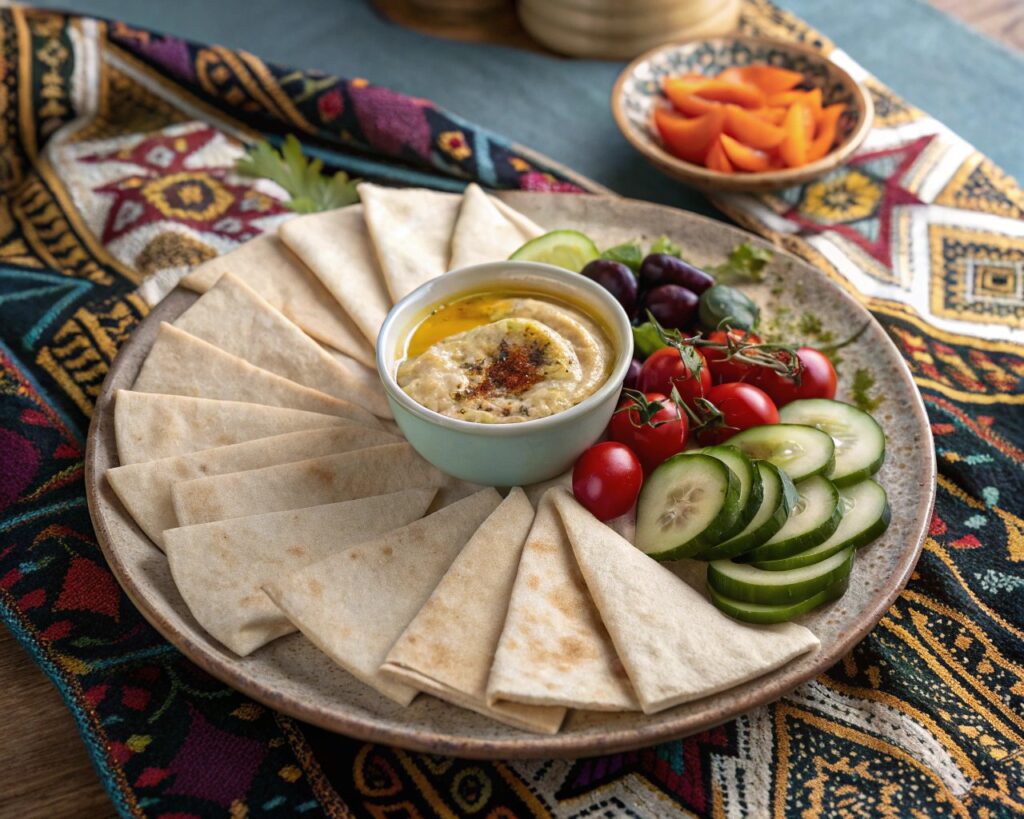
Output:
[708, 546, 854, 605]
[726, 424, 835, 482]
[688, 446, 763, 539]
[508, 229, 600, 272]
[750, 479, 890, 570]
[778, 399, 885, 487]
[636, 453, 742, 560]
[741, 475, 841, 562]
[707, 575, 850, 624]
[697, 461, 797, 560]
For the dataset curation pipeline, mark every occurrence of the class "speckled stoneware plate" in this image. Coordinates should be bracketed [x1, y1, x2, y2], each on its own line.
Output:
[84, 193, 934, 759]
[612, 36, 874, 193]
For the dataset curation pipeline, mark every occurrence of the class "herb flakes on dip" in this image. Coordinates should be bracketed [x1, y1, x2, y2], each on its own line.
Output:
[398, 292, 613, 423]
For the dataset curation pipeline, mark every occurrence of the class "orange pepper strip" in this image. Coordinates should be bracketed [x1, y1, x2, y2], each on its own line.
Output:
[705, 136, 734, 172]
[654, 106, 726, 165]
[718, 65, 805, 94]
[665, 88, 721, 117]
[753, 106, 788, 125]
[803, 87, 823, 119]
[767, 90, 806, 107]
[806, 103, 845, 161]
[690, 79, 766, 108]
[719, 133, 772, 172]
[723, 104, 786, 150]
[778, 103, 810, 168]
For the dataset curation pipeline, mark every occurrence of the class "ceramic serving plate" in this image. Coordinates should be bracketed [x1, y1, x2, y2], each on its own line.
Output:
[84, 192, 934, 759]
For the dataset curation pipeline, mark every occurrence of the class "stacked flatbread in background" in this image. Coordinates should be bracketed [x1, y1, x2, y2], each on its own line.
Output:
[107, 183, 820, 736]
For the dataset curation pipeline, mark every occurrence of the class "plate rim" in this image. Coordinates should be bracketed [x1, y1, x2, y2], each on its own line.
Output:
[84, 192, 936, 759]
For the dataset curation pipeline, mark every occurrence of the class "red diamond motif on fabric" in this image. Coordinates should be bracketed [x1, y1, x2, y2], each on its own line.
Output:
[785, 135, 933, 268]
[55, 556, 121, 620]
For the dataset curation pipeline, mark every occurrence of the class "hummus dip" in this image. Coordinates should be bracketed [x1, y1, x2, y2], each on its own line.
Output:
[398, 294, 613, 423]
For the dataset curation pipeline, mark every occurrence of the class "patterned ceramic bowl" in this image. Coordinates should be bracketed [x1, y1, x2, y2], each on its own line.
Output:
[612, 36, 874, 193]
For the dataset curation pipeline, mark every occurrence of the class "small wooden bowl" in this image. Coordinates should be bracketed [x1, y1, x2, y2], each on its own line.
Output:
[611, 36, 874, 193]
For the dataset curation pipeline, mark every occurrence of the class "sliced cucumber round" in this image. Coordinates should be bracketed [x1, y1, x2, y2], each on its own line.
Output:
[696, 461, 797, 561]
[726, 424, 835, 482]
[741, 475, 841, 563]
[636, 453, 742, 560]
[508, 229, 600, 272]
[778, 399, 885, 487]
[687, 446, 763, 539]
[750, 479, 890, 570]
[708, 546, 854, 605]
[707, 575, 850, 624]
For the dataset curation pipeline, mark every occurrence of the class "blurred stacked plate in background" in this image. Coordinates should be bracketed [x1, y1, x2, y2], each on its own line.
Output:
[517, 0, 741, 59]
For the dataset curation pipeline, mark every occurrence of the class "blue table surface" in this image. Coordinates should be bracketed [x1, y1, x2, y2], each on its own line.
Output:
[36, 0, 1024, 214]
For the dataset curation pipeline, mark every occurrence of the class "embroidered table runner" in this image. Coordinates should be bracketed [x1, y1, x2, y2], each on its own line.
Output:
[0, 3, 1021, 817]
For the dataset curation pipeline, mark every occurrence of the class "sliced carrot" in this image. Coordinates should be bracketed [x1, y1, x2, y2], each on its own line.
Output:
[753, 106, 788, 125]
[723, 104, 786, 150]
[802, 87, 823, 119]
[718, 64, 804, 94]
[806, 103, 845, 162]
[719, 133, 772, 172]
[654, 106, 726, 165]
[778, 103, 811, 168]
[665, 89, 721, 117]
[689, 79, 766, 109]
[705, 137, 734, 173]
[766, 90, 806, 107]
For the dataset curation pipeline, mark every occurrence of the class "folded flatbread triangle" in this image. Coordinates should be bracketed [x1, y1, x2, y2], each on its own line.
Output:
[108, 425, 399, 550]
[278, 204, 391, 346]
[174, 272, 390, 418]
[359, 183, 460, 301]
[133, 323, 379, 427]
[552, 489, 820, 714]
[165, 488, 436, 656]
[449, 183, 544, 270]
[113, 391, 349, 465]
[171, 442, 446, 526]
[264, 488, 502, 704]
[487, 490, 638, 711]
[382, 488, 565, 734]
[180, 233, 375, 367]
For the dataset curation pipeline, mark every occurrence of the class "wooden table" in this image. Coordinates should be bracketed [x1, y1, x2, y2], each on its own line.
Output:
[1, 2, 1020, 816]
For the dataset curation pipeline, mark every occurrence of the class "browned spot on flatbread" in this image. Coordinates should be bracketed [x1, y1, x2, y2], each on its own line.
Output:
[526, 574, 541, 590]
[529, 539, 558, 555]
[307, 578, 323, 598]
[306, 463, 335, 486]
[546, 587, 579, 619]
[558, 635, 596, 664]
[382, 546, 393, 557]
[287, 545, 306, 558]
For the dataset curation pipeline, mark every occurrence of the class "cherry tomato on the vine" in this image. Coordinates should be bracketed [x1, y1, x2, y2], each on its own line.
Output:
[698, 382, 779, 445]
[608, 391, 689, 474]
[752, 347, 837, 407]
[572, 442, 643, 521]
[637, 346, 711, 409]
[703, 329, 762, 384]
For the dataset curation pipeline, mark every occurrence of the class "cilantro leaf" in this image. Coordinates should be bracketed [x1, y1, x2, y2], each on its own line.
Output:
[600, 240, 644, 274]
[710, 242, 773, 283]
[650, 235, 684, 258]
[236, 134, 359, 213]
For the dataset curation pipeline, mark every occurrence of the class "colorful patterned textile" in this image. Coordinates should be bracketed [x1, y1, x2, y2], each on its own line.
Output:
[0, 3, 1021, 819]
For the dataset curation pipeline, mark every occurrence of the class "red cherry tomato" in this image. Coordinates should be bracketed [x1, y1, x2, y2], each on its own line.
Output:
[703, 329, 762, 384]
[752, 347, 837, 407]
[637, 346, 711, 409]
[608, 391, 689, 474]
[572, 442, 643, 521]
[698, 382, 779, 445]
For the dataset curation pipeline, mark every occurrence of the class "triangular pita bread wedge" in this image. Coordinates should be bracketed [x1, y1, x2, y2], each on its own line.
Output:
[278, 205, 391, 346]
[133, 323, 379, 427]
[114, 392, 348, 465]
[165, 488, 436, 656]
[449, 183, 544, 270]
[174, 273, 390, 418]
[552, 489, 820, 714]
[358, 183, 460, 301]
[487, 490, 638, 711]
[107, 425, 399, 550]
[381, 488, 565, 733]
[264, 488, 502, 704]
[180, 233, 375, 366]
[171, 442, 446, 526]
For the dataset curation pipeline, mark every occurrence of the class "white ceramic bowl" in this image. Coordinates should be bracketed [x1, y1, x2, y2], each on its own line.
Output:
[376, 261, 634, 487]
